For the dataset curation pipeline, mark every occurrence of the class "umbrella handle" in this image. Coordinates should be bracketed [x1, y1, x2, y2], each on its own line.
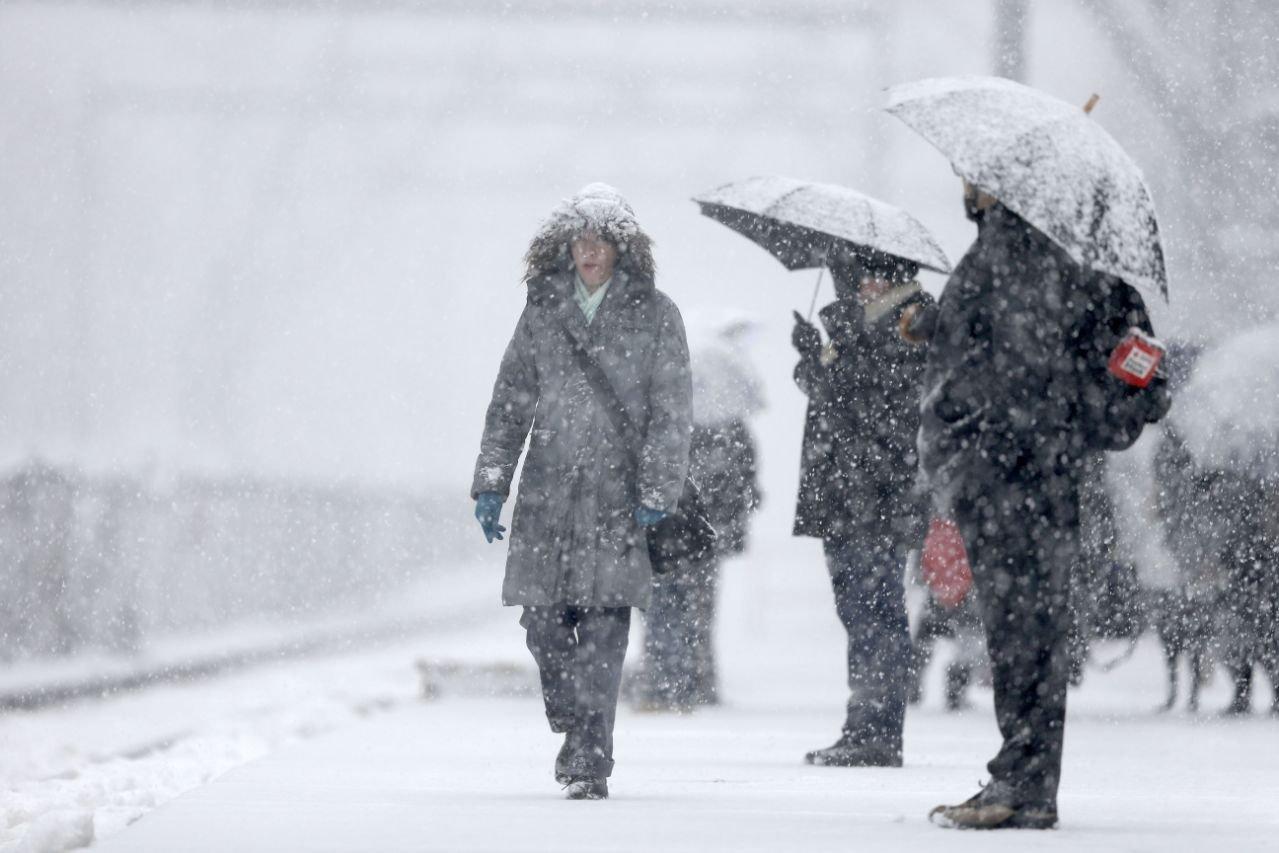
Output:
[807, 266, 825, 323]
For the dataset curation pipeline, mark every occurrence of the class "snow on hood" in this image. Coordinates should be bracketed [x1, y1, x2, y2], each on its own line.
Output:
[523, 183, 655, 282]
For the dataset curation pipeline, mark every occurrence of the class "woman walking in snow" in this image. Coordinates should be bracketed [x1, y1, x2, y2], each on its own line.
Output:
[471, 183, 693, 799]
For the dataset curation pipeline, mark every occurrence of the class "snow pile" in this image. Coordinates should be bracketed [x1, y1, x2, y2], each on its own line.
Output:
[1173, 321, 1279, 478]
[0, 569, 499, 852]
[0, 633, 438, 853]
[887, 75, 1167, 299]
[693, 175, 952, 272]
[9, 811, 93, 853]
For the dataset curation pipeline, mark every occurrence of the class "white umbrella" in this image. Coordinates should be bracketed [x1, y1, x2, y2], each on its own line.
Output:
[1173, 322, 1279, 478]
[693, 175, 951, 274]
[886, 76, 1168, 300]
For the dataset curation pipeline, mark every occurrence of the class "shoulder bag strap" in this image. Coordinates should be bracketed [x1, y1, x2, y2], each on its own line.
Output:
[558, 317, 645, 465]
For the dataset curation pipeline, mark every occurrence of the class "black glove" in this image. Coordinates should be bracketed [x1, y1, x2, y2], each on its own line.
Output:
[791, 311, 822, 360]
[1143, 375, 1172, 424]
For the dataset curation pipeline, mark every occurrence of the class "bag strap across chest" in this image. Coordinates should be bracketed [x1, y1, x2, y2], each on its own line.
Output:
[557, 317, 645, 465]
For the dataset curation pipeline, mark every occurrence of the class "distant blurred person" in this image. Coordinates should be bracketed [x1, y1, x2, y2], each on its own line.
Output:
[791, 251, 934, 768]
[1149, 344, 1219, 713]
[631, 317, 764, 711]
[1210, 469, 1279, 715]
[471, 183, 692, 800]
[908, 590, 986, 712]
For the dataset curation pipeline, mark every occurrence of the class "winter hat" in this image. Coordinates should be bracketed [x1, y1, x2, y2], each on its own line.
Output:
[524, 183, 655, 282]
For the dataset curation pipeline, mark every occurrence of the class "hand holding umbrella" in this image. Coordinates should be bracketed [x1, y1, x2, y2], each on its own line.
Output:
[791, 310, 823, 360]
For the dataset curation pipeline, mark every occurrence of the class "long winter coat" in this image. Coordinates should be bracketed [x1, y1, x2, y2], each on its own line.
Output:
[793, 285, 933, 552]
[472, 264, 692, 609]
[917, 204, 1171, 515]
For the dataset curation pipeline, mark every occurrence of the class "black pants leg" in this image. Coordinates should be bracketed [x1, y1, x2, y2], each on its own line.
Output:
[824, 536, 911, 752]
[522, 605, 631, 778]
[955, 471, 1077, 809]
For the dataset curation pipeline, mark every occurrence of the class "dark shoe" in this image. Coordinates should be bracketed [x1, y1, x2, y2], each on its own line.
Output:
[563, 777, 609, 800]
[803, 738, 902, 767]
[930, 782, 1057, 830]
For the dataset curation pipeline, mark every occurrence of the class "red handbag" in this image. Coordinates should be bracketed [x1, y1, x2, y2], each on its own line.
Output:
[921, 518, 973, 608]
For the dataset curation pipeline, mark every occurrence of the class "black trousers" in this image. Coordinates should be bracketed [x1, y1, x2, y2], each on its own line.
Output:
[824, 534, 911, 750]
[954, 464, 1079, 809]
[521, 605, 631, 778]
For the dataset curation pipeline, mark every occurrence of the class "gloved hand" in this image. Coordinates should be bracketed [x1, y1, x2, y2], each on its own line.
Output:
[475, 491, 506, 543]
[634, 505, 669, 527]
[791, 310, 822, 360]
[1143, 374, 1173, 424]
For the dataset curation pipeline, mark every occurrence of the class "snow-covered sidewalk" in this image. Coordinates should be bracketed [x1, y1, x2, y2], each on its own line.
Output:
[89, 675, 1279, 852]
[81, 544, 1279, 852]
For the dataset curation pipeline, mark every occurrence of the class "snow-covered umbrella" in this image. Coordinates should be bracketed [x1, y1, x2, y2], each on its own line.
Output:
[692, 175, 951, 274]
[886, 76, 1168, 300]
[1173, 322, 1279, 479]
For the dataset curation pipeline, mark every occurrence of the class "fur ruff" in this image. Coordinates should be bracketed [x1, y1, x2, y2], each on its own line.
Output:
[523, 183, 656, 283]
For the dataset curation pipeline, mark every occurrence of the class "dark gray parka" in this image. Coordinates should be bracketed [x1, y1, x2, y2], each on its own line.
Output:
[472, 190, 692, 609]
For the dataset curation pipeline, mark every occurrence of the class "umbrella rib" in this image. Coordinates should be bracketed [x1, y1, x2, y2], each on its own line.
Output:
[764, 183, 810, 219]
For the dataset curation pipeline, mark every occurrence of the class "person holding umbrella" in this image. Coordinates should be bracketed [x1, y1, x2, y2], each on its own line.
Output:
[888, 77, 1173, 829]
[471, 183, 693, 800]
[693, 176, 950, 767]
[791, 250, 936, 767]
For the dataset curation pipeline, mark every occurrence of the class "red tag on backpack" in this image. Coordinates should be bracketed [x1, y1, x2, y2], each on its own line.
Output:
[1107, 328, 1165, 388]
[921, 518, 973, 609]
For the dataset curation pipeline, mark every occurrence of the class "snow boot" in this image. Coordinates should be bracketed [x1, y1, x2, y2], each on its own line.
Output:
[803, 737, 902, 767]
[929, 781, 1057, 830]
[563, 777, 609, 800]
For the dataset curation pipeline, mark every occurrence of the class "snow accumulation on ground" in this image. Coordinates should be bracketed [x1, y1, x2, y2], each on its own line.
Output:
[0, 571, 493, 853]
[6, 547, 1279, 853]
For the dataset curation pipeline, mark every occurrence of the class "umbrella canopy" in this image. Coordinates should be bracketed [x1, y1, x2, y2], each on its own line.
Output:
[692, 175, 951, 274]
[1173, 322, 1279, 478]
[886, 75, 1168, 300]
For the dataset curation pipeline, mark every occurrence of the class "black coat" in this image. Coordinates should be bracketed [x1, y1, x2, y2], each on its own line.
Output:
[793, 285, 933, 549]
[918, 205, 1171, 515]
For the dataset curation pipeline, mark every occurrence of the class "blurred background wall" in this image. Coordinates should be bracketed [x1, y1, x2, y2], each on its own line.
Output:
[1, 0, 1275, 659]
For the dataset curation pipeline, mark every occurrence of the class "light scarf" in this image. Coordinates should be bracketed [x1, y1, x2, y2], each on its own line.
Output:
[573, 273, 613, 324]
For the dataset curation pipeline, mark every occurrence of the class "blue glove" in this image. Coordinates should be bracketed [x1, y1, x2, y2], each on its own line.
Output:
[475, 492, 506, 543]
[634, 505, 669, 527]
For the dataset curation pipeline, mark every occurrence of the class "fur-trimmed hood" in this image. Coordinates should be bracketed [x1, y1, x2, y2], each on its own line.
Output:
[523, 183, 656, 283]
